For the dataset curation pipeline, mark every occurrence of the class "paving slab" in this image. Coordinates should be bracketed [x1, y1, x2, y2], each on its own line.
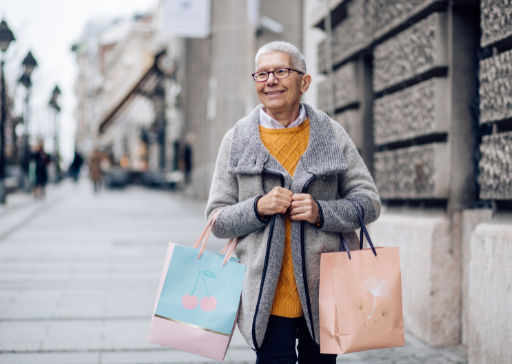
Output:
[0, 181, 468, 363]
[0, 352, 99, 364]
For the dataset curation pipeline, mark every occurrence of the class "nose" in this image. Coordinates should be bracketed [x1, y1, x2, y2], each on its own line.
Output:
[266, 72, 278, 85]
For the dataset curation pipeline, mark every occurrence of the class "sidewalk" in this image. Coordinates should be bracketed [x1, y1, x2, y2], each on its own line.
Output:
[0, 181, 255, 364]
[0, 181, 467, 364]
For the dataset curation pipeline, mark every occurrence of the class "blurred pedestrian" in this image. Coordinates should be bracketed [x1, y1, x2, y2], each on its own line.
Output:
[183, 133, 194, 184]
[68, 149, 84, 183]
[89, 148, 103, 193]
[31, 140, 51, 200]
[206, 41, 380, 363]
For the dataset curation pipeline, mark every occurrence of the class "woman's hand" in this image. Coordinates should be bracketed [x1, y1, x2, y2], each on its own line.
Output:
[257, 187, 293, 216]
[290, 194, 320, 224]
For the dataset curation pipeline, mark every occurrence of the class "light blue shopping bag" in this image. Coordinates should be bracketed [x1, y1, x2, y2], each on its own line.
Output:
[155, 245, 245, 335]
[148, 210, 245, 360]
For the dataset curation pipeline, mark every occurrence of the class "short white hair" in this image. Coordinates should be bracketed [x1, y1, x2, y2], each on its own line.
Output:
[255, 41, 306, 74]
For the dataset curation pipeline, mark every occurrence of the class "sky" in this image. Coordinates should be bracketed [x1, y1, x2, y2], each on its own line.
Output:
[0, 0, 158, 166]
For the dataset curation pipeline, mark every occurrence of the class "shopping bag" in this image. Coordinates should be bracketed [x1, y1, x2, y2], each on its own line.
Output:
[147, 211, 245, 361]
[319, 200, 404, 354]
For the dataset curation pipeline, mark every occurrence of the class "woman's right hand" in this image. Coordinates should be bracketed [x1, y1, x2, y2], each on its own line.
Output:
[257, 187, 293, 216]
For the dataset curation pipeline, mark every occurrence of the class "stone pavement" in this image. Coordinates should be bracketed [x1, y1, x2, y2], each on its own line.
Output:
[0, 181, 468, 364]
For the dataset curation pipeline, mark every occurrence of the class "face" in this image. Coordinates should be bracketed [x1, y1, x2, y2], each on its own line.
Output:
[255, 52, 311, 114]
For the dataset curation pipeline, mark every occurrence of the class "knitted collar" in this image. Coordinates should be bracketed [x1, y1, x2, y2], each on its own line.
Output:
[227, 103, 348, 177]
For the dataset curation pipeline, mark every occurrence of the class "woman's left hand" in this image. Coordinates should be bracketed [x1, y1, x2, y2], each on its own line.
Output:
[290, 194, 320, 224]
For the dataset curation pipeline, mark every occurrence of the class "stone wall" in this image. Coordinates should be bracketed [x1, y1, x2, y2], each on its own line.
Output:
[478, 131, 512, 200]
[318, 0, 366, 73]
[469, 219, 512, 363]
[373, 78, 449, 145]
[374, 143, 449, 199]
[368, 0, 445, 40]
[335, 109, 362, 150]
[481, 0, 512, 47]
[315, 1, 512, 357]
[317, 0, 444, 72]
[479, 49, 512, 123]
[369, 210, 460, 346]
[317, 61, 359, 112]
[469, 1, 512, 362]
[460, 210, 492, 346]
[373, 12, 448, 92]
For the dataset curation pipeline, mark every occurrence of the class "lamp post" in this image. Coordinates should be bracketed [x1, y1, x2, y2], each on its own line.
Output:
[49, 85, 61, 182]
[0, 20, 15, 204]
[19, 51, 37, 192]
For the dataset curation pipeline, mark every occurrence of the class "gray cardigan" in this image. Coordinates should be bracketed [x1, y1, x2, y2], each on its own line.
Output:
[206, 104, 381, 350]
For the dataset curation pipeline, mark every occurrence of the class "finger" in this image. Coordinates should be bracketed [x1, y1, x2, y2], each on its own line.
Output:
[291, 200, 310, 208]
[290, 206, 310, 215]
[290, 212, 309, 221]
[274, 195, 292, 204]
[279, 200, 292, 209]
[277, 188, 293, 197]
[278, 206, 288, 214]
[292, 193, 311, 201]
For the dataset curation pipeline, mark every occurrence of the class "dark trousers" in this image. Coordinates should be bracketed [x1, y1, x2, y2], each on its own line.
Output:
[256, 315, 337, 364]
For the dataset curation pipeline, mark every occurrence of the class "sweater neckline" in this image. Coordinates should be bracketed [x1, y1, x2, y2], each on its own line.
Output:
[259, 118, 310, 134]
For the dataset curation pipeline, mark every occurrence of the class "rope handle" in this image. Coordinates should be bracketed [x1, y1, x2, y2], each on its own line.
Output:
[194, 209, 239, 265]
[339, 201, 377, 258]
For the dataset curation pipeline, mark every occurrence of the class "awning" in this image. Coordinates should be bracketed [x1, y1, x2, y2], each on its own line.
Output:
[98, 61, 160, 134]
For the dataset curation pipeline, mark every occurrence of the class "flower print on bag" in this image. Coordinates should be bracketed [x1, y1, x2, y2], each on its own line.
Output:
[361, 277, 391, 320]
[182, 270, 218, 311]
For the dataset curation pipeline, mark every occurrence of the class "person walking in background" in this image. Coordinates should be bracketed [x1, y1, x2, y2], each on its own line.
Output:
[89, 148, 103, 193]
[206, 41, 380, 363]
[68, 149, 84, 183]
[31, 140, 51, 200]
[183, 133, 194, 185]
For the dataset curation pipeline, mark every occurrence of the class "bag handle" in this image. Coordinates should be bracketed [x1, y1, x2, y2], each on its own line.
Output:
[219, 238, 232, 255]
[220, 237, 239, 266]
[358, 206, 365, 250]
[340, 235, 352, 260]
[222, 238, 239, 266]
[339, 201, 377, 258]
[194, 209, 239, 265]
[193, 209, 221, 259]
[339, 200, 369, 259]
[347, 200, 377, 257]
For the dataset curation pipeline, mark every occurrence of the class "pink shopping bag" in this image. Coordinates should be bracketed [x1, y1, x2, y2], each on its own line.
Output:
[319, 201, 404, 354]
[147, 211, 245, 361]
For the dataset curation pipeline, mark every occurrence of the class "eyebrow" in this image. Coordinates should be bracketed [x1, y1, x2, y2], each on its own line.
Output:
[256, 65, 291, 72]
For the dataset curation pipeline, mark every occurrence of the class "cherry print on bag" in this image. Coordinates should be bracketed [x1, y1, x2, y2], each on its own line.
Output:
[182, 270, 217, 311]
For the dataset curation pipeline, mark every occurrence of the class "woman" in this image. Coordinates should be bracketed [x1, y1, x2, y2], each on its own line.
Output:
[89, 148, 103, 193]
[206, 41, 381, 363]
[32, 141, 50, 200]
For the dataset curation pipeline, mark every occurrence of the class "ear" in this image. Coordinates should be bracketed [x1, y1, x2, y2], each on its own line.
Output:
[300, 74, 312, 94]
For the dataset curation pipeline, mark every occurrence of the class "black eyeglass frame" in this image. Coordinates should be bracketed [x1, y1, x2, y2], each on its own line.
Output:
[252, 68, 304, 82]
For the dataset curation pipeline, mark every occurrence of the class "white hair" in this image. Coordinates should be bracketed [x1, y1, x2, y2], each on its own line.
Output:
[254, 41, 306, 74]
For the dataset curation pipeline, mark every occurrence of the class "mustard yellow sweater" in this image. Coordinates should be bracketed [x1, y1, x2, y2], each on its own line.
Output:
[259, 118, 310, 318]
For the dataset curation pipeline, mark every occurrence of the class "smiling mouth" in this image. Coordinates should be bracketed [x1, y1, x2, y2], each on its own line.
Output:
[265, 91, 285, 95]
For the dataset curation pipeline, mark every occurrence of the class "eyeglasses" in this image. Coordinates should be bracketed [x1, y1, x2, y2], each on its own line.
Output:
[252, 68, 304, 82]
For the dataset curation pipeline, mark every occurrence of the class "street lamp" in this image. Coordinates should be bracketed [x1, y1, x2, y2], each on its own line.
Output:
[49, 85, 61, 182]
[22, 51, 37, 76]
[19, 51, 37, 192]
[0, 20, 15, 204]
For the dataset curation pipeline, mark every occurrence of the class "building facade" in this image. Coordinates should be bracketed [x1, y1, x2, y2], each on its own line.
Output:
[182, 0, 304, 199]
[309, 0, 511, 362]
[73, 13, 184, 178]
